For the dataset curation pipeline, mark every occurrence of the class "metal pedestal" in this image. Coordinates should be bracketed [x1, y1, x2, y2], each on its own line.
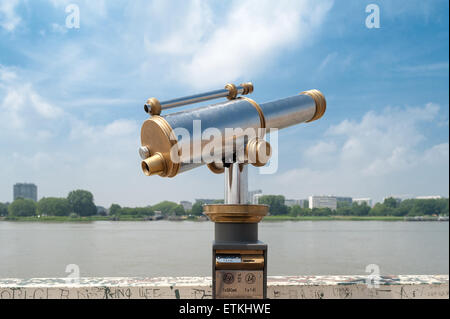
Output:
[204, 163, 268, 299]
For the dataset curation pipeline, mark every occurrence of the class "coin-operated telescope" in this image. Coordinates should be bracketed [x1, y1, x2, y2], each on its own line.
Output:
[139, 82, 326, 299]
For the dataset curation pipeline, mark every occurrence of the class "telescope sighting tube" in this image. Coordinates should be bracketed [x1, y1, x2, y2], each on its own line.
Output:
[144, 82, 254, 115]
[140, 86, 326, 178]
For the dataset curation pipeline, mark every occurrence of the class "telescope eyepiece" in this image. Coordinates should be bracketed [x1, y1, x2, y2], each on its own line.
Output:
[141, 153, 166, 176]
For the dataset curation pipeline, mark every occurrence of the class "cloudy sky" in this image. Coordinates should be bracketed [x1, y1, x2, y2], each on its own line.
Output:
[0, 0, 448, 207]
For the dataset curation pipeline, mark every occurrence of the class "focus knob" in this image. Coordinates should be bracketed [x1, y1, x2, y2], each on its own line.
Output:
[246, 138, 272, 167]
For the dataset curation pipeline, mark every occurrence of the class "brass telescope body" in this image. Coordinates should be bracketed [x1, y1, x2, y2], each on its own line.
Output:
[140, 83, 326, 179]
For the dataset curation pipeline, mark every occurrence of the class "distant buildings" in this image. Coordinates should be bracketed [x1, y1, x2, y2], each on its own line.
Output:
[13, 183, 37, 202]
[415, 196, 442, 200]
[195, 199, 217, 205]
[252, 193, 264, 205]
[180, 201, 193, 211]
[308, 195, 337, 210]
[284, 199, 301, 207]
[284, 199, 308, 208]
[336, 197, 353, 206]
[353, 198, 373, 207]
[383, 197, 403, 205]
[248, 190, 262, 204]
[301, 199, 309, 208]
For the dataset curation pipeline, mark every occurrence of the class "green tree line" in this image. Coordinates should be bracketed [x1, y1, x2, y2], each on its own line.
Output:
[108, 201, 185, 218]
[1, 190, 99, 218]
[1, 193, 448, 219]
[0, 196, 186, 219]
[257, 195, 449, 217]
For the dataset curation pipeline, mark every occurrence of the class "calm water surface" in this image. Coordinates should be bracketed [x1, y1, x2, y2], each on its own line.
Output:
[0, 221, 448, 278]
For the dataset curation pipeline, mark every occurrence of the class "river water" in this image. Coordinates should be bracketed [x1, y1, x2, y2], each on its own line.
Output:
[0, 221, 448, 278]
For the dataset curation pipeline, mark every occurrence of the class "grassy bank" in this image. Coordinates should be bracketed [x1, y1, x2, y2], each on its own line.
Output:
[262, 215, 405, 221]
[0, 216, 134, 222]
[0, 215, 411, 222]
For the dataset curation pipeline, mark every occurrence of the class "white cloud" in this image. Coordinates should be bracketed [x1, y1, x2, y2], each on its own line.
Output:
[0, 0, 20, 31]
[51, 23, 67, 34]
[0, 88, 24, 129]
[146, 0, 334, 88]
[147, 0, 214, 56]
[0, 65, 17, 82]
[397, 62, 449, 76]
[69, 118, 138, 143]
[29, 90, 63, 119]
[0, 67, 64, 135]
[318, 52, 338, 72]
[270, 103, 449, 202]
[305, 141, 337, 157]
[6, 1, 334, 92]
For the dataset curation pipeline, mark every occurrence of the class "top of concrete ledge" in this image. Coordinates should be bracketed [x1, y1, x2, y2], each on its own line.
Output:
[0, 275, 448, 288]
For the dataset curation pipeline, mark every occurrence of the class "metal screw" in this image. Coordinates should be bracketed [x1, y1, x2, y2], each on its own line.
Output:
[139, 146, 150, 159]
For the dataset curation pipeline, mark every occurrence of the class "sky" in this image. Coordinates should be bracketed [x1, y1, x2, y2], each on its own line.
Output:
[0, 0, 448, 207]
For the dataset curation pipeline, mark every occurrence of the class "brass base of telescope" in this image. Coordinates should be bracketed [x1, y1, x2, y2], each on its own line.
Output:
[204, 204, 269, 223]
[208, 204, 268, 299]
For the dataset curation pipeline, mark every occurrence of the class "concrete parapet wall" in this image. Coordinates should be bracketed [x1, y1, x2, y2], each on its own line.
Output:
[0, 275, 448, 299]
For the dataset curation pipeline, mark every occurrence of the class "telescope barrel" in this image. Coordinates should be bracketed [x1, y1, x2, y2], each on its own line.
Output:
[140, 89, 326, 177]
[260, 89, 326, 129]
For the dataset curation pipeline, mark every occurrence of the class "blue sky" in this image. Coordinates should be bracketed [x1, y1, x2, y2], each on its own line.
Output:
[0, 0, 448, 206]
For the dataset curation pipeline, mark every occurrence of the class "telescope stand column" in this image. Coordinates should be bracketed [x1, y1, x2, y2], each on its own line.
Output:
[204, 162, 268, 299]
[224, 163, 248, 204]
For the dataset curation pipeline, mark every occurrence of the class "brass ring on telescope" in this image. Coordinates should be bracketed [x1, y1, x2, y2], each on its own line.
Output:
[207, 162, 225, 174]
[240, 82, 254, 95]
[246, 138, 272, 167]
[203, 204, 269, 223]
[301, 89, 326, 122]
[239, 97, 266, 137]
[240, 97, 265, 129]
[225, 83, 238, 100]
[140, 115, 180, 177]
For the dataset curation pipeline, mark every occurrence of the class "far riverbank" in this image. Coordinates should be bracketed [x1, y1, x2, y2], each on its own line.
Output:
[1, 215, 448, 222]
